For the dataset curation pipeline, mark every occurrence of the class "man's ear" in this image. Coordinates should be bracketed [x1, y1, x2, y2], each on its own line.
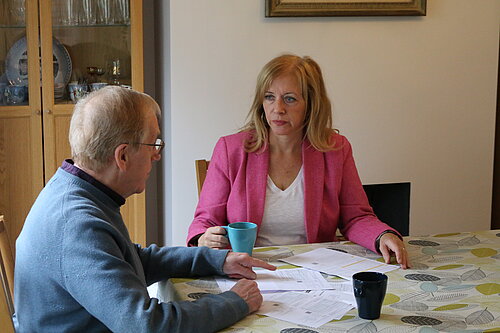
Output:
[114, 143, 129, 171]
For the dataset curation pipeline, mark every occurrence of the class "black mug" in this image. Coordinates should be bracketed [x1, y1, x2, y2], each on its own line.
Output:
[352, 272, 388, 320]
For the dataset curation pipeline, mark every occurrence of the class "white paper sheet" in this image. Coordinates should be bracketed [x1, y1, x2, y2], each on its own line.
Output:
[257, 291, 354, 328]
[216, 268, 332, 291]
[281, 248, 399, 279]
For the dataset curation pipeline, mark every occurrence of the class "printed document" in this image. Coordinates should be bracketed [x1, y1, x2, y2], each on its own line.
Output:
[258, 291, 354, 328]
[215, 268, 332, 291]
[281, 248, 399, 279]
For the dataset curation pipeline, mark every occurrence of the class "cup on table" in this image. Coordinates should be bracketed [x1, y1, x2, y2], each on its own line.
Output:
[222, 222, 257, 256]
[352, 271, 388, 320]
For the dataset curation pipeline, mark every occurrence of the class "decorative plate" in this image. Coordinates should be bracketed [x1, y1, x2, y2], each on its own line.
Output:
[5, 36, 72, 86]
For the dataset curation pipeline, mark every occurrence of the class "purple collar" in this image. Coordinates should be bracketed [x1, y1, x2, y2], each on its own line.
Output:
[61, 159, 126, 206]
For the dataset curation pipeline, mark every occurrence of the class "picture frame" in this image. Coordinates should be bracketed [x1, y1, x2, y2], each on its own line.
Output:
[265, 0, 427, 17]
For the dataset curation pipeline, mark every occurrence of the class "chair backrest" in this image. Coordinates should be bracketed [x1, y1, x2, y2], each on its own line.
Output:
[195, 160, 210, 197]
[0, 215, 15, 302]
[0, 254, 15, 333]
[362, 182, 410, 236]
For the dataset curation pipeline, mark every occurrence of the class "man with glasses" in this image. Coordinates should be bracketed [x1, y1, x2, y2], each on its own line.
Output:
[14, 86, 275, 332]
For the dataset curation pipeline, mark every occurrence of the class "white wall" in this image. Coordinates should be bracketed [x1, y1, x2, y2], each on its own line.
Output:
[162, 0, 500, 246]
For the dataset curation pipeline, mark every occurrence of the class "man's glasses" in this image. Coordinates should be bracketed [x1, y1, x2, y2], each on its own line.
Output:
[131, 138, 165, 153]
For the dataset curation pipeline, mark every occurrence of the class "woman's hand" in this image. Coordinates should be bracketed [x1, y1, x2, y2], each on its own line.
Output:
[379, 233, 410, 269]
[198, 226, 230, 249]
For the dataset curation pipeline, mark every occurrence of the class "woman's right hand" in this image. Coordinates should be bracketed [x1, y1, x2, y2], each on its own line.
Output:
[198, 226, 230, 249]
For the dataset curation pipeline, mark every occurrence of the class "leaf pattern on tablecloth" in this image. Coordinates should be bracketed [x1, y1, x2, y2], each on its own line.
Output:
[346, 322, 377, 333]
[409, 262, 430, 270]
[422, 247, 439, 255]
[420, 282, 439, 293]
[280, 329, 319, 333]
[441, 284, 476, 292]
[432, 303, 468, 311]
[391, 301, 429, 311]
[330, 315, 356, 322]
[457, 235, 481, 246]
[471, 248, 498, 258]
[400, 316, 442, 326]
[432, 264, 464, 270]
[405, 274, 440, 281]
[432, 277, 461, 286]
[417, 328, 439, 333]
[187, 292, 212, 299]
[427, 256, 463, 263]
[268, 251, 295, 262]
[432, 319, 467, 331]
[475, 283, 500, 295]
[434, 233, 462, 238]
[408, 240, 440, 247]
[377, 326, 419, 333]
[461, 268, 487, 281]
[253, 247, 280, 252]
[465, 308, 495, 325]
[425, 292, 467, 302]
[383, 293, 400, 305]
[186, 279, 218, 289]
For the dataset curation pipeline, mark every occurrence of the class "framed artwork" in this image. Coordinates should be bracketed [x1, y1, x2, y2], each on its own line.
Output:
[265, 0, 427, 17]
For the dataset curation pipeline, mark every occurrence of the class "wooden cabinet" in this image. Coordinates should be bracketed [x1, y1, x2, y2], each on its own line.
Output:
[0, 0, 146, 251]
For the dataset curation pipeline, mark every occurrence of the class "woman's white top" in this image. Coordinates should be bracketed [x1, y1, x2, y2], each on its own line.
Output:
[255, 166, 307, 246]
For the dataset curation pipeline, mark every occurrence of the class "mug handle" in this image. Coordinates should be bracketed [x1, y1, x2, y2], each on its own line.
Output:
[221, 225, 229, 238]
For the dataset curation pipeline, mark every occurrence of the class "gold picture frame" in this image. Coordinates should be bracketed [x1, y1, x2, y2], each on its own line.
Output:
[265, 0, 427, 17]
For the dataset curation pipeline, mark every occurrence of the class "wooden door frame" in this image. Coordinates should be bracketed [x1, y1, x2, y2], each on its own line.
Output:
[492, 36, 500, 229]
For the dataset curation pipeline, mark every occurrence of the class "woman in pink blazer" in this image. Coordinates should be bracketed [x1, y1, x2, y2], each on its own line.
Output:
[188, 54, 409, 268]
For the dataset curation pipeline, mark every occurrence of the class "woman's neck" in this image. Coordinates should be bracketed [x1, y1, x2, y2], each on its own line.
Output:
[269, 131, 303, 154]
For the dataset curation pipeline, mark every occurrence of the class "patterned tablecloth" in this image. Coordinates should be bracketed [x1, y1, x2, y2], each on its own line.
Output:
[157, 230, 500, 332]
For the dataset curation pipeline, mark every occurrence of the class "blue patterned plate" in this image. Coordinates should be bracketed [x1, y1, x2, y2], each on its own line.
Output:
[5, 36, 72, 86]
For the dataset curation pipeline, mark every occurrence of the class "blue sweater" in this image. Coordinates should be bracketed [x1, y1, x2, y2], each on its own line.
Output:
[14, 168, 248, 332]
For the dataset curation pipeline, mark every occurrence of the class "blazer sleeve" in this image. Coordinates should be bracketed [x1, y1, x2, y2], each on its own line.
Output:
[336, 137, 401, 252]
[187, 137, 232, 245]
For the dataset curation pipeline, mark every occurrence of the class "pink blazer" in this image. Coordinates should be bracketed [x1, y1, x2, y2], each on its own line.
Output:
[187, 132, 399, 253]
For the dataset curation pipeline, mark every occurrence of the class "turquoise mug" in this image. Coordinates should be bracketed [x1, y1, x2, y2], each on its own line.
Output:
[222, 222, 257, 256]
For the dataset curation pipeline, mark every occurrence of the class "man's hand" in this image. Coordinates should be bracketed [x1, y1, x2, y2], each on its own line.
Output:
[198, 226, 229, 249]
[230, 279, 263, 313]
[223, 252, 276, 279]
[379, 233, 410, 269]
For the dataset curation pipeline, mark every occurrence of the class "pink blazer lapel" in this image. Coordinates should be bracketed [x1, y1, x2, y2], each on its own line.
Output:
[246, 147, 269, 228]
[302, 140, 324, 242]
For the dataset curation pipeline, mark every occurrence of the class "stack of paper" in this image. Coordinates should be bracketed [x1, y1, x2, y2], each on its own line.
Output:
[216, 249, 398, 328]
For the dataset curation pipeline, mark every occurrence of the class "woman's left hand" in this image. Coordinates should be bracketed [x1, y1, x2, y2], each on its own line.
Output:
[379, 233, 410, 269]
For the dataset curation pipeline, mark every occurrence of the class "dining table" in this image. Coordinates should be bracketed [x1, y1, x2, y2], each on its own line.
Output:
[154, 230, 500, 332]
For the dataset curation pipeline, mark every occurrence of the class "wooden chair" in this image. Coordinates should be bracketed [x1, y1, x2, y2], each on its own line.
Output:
[0, 254, 15, 333]
[0, 215, 15, 303]
[195, 160, 210, 197]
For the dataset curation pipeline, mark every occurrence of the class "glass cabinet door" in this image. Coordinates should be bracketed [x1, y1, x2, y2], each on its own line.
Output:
[1, 0, 30, 106]
[49, 0, 132, 104]
[40, 0, 133, 178]
[0, 0, 44, 250]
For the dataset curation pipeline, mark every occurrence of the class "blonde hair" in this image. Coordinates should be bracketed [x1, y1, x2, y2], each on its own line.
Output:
[241, 54, 337, 152]
[69, 86, 160, 171]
